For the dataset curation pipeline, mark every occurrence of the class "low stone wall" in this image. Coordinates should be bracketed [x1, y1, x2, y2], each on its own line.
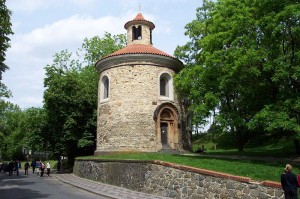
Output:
[74, 159, 284, 199]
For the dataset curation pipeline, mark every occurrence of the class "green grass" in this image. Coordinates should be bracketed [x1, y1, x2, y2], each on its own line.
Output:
[78, 152, 294, 182]
[76, 134, 298, 183]
[192, 133, 296, 157]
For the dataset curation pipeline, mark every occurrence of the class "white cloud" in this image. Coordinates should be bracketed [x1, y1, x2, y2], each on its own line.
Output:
[7, 0, 55, 12]
[3, 0, 199, 109]
[4, 13, 133, 108]
[12, 15, 126, 55]
[7, 0, 97, 13]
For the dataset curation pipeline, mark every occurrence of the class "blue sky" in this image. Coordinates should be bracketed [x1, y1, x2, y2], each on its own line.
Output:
[3, 0, 202, 108]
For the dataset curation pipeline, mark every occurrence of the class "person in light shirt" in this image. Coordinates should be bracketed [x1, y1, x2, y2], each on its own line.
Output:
[46, 162, 51, 176]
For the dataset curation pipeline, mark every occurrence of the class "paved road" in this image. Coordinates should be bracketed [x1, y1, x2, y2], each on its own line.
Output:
[0, 172, 111, 199]
[55, 173, 168, 199]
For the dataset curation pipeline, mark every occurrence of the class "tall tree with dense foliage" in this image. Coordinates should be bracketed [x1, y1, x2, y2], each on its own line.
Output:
[0, 0, 13, 80]
[248, 1, 300, 153]
[175, 0, 300, 152]
[0, 105, 48, 160]
[43, 33, 126, 161]
[0, 101, 23, 159]
[21, 107, 48, 154]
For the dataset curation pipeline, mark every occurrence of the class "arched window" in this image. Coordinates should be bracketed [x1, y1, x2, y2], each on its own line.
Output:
[160, 77, 168, 96]
[132, 25, 142, 40]
[104, 78, 109, 99]
[101, 76, 109, 100]
[159, 73, 173, 99]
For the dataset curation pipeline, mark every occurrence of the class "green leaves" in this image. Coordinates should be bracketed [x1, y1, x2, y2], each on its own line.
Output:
[175, 0, 300, 152]
[80, 32, 126, 65]
[43, 33, 126, 160]
[0, 0, 13, 80]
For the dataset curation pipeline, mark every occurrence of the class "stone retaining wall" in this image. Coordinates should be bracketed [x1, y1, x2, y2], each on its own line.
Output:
[74, 159, 284, 199]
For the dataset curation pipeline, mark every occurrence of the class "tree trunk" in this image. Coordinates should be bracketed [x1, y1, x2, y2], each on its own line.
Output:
[236, 127, 249, 152]
[293, 138, 300, 155]
[236, 131, 244, 152]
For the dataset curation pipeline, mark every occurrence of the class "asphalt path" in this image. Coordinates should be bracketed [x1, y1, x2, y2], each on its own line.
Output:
[0, 171, 110, 199]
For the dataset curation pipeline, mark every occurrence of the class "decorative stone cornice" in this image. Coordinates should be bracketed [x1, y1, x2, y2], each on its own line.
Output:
[95, 54, 183, 73]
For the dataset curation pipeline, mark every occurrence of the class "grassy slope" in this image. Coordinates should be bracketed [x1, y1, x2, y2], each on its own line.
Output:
[78, 133, 299, 183]
[79, 153, 294, 182]
[192, 132, 296, 157]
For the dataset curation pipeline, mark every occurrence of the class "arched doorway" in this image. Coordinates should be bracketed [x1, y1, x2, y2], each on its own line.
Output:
[160, 122, 168, 146]
[154, 103, 180, 150]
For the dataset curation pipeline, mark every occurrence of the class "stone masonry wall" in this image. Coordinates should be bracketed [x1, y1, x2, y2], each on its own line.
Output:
[96, 63, 180, 153]
[74, 159, 284, 199]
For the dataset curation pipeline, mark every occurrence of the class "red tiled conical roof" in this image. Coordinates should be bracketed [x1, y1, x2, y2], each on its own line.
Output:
[133, 12, 145, 21]
[124, 12, 155, 29]
[101, 44, 175, 60]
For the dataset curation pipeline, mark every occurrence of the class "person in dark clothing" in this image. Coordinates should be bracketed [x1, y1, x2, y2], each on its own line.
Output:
[24, 162, 30, 175]
[281, 164, 299, 199]
[8, 160, 14, 176]
[31, 160, 36, 173]
[15, 160, 20, 176]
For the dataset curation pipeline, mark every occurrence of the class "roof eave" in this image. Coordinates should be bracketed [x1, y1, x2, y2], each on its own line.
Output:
[124, 20, 155, 30]
[95, 54, 183, 73]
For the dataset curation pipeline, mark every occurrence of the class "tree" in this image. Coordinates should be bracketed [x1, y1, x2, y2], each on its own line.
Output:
[175, 0, 300, 151]
[0, 101, 23, 160]
[43, 33, 126, 162]
[0, 0, 13, 80]
[248, 1, 300, 153]
[21, 107, 48, 154]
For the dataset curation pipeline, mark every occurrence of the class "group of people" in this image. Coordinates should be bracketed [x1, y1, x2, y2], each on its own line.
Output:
[1, 160, 22, 176]
[280, 164, 300, 199]
[0, 160, 51, 177]
[30, 160, 51, 177]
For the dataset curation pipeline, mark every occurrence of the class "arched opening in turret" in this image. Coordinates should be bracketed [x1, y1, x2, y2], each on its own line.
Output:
[132, 25, 142, 40]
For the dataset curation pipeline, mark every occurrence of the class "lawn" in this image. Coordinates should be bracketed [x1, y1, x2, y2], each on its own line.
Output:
[78, 152, 295, 182]
[192, 133, 297, 157]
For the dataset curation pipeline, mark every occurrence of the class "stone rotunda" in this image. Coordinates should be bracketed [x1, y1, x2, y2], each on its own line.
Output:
[94, 12, 192, 155]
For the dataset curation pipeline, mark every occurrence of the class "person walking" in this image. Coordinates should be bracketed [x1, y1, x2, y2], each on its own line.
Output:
[31, 160, 36, 173]
[281, 164, 298, 199]
[8, 160, 14, 176]
[24, 162, 30, 175]
[36, 161, 41, 176]
[46, 162, 51, 176]
[40, 161, 45, 177]
[15, 160, 20, 176]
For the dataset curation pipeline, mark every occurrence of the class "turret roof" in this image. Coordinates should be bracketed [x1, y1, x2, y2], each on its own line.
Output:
[97, 12, 180, 64]
[100, 44, 175, 61]
[124, 12, 155, 30]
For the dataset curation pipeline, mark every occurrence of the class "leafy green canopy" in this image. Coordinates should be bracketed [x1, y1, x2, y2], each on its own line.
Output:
[0, 101, 22, 159]
[0, 0, 13, 80]
[43, 33, 126, 161]
[175, 0, 300, 151]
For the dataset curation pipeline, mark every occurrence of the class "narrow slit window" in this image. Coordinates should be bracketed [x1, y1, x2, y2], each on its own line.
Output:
[160, 77, 169, 97]
[104, 78, 109, 99]
[101, 76, 109, 101]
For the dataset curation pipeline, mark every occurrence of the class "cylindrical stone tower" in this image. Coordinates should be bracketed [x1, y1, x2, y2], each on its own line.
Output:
[94, 13, 191, 154]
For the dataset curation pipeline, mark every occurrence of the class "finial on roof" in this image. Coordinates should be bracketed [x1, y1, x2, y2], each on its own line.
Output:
[139, 3, 141, 12]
